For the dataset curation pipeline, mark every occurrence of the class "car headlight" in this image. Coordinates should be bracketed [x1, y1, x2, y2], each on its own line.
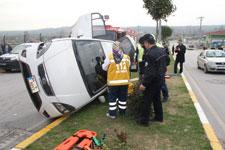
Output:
[37, 42, 51, 58]
[53, 103, 69, 113]
[21, 50, 26, 58]
[10, 57, 17, 61]
[53, 102, 76, 114]
[207, 62, 216, 67]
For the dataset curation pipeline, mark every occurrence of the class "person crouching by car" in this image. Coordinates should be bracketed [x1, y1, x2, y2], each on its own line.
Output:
[102, 41, 131, 119]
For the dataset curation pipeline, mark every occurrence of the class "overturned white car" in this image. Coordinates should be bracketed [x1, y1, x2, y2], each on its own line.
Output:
[19, 13, 137, 118]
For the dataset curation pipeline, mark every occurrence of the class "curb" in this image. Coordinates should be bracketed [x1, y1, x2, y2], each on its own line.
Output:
[181, 74, 223, 150]
[172, 52, 223, 149]
[12, 115, 69, 150]
[172, 49, 223, 150]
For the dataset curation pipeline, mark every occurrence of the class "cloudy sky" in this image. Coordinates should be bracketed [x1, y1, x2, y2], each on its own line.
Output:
[0, 0, 224, 31]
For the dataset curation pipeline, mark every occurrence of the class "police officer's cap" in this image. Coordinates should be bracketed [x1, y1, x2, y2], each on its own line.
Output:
[143, 34, 156, 44]
[139, 36, 145, 45]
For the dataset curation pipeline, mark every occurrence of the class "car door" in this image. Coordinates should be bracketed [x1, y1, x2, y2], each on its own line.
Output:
[118, 36, 138, 72]
[198, 52, 203, 68]
[71, 13, 106, 39]
[198, 52, 205, 68]
[74, 40, 107, 97]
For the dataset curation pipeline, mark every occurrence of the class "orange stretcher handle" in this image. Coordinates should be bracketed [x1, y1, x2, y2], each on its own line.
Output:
[54, 130, 97, 150]
[76, 138, 93, 149]
[54, 136, 79, 150]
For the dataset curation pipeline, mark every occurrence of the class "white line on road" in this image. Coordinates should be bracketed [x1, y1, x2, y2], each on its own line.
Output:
[184, 69, 225, 133]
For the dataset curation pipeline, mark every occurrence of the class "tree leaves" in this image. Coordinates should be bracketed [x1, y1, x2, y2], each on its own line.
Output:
[162, 26, 173, 40]
[143, 0, 176, 21]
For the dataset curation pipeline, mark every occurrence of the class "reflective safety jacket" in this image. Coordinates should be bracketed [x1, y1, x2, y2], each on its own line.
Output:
[107, 53, 130, 86]
[138, 44, 144, 62]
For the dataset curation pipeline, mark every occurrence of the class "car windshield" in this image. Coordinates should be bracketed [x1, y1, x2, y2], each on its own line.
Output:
[11, 45, 30, 54]
[206, 51, 225, 58]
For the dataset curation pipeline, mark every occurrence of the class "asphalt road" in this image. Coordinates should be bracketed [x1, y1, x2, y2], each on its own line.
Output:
[0, 71, 50, 150]
[183, 50, 225, 148]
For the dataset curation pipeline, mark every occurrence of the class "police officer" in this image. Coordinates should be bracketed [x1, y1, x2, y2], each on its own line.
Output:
[102, 41, 131, 119]
[161, 42, 170, 102]
[137, 34, 167, 126]
[174, 39, 186, 74]
[138, 35, 164, 77]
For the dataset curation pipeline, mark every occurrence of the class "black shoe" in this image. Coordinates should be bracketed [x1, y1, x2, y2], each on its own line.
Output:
[150, 118, 163, 123]
[119, 111, 126, 116]
[136, 119, 149, 127]
[162, 97, 169, 103]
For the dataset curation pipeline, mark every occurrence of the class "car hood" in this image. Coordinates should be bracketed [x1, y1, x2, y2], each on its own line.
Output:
[207, 57, 225, 62]
[0, 53, 18, 60]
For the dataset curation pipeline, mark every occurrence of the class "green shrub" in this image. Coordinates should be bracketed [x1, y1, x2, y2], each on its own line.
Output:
[127, 81, 153, 119]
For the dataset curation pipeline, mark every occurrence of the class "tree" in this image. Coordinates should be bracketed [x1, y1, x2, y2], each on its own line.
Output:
[162, 26, 173, 41]
[143, 0, 176, 42]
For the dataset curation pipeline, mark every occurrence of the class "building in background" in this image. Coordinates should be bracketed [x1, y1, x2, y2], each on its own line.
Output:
[205, 30, 225, 49]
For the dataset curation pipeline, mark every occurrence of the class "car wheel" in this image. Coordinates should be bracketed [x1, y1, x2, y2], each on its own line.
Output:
[204, 65, 208, 73]
[5, 69, 11, 72]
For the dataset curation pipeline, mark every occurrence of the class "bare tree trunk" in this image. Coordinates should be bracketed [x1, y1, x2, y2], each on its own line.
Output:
[39, 33, 42, 42]
[24, 31, 26, 43]
[3, 35, 6, 45]
[158, 19, 162, 42]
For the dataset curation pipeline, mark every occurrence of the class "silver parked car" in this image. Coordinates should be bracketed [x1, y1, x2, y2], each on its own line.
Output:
[197, 50, 225, 73]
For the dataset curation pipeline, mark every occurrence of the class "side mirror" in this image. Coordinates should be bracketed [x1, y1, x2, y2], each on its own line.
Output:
[130, 51, 138, 72]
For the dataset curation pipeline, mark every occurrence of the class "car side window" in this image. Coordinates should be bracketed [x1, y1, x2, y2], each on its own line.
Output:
[75, 40, 106, 95]
[119, 36, 137, 71]
[101, 41, 113, 59]
[92, 13, 106, 38]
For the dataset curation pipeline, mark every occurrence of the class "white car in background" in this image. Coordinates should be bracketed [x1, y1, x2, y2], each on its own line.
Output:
[0, 43, 32, 71]
[19, 13, 137, 118]
[197, 50, 225, 73]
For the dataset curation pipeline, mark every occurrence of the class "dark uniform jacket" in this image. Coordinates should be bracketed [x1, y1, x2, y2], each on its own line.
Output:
[175, 44, 186, 63]
[142, 45, 167, 86]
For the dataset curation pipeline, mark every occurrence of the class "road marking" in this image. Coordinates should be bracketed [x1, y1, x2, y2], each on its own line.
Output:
[184, 68, 225, 134]
[12, 115, 68, 150]
[172, 53, 223, 149]
[194, 102, 209, 124]
[181, 74, 223, 150]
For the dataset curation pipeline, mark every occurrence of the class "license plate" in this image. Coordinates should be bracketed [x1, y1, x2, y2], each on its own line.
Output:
[218, 66, 225, 69]
[27, 76, 39, 93]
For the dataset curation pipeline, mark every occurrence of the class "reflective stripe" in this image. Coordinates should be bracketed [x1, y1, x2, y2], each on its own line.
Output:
[122, 58, 130, 62]
[109, 58, 130, 63]
[109, 102, 117, 106]
[118, 105, 127, 109]
[109, 106, 117, 110]
[109, 80, 129, 84]
[118, 101, 127, 105]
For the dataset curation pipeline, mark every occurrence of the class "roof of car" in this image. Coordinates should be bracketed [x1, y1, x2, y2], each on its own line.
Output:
[52, 37, 114, 42]
[52, 38, 114, 43]
[205, 49, 224, 52]
[20, 43, 40, 46]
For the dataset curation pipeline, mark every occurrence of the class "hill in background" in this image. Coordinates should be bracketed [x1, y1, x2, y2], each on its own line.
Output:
[0, 25, 224, 45]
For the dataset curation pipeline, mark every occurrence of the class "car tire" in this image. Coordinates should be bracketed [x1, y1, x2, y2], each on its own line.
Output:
[204, 65, 208, 73]
[5, 69, 11, 72]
